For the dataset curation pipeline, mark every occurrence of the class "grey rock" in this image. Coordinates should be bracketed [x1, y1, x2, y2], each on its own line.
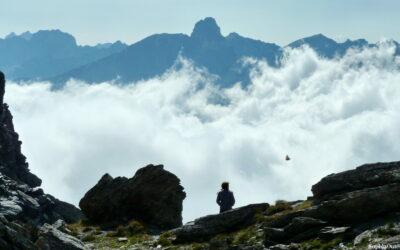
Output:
[289, 227, 321, 243]
[312, 161, 400, 201]
[0, 215, 38, 250]
[376, 235, 400, 245]
[172, 203, 268, 243]
[263, 210, 305, 228]
[47, 194, 85, 224]
[27, 187, 44, 197]
[269, 243, 302, 250]
[304, 183, 400, 224]
[318, 226, 351, 241]
[80, 164, 186, 230]
[0, 199, 23, 220]
[35, 223, 89, 250]
[264, 227, 289, 245]
[284, 217, 327, 235]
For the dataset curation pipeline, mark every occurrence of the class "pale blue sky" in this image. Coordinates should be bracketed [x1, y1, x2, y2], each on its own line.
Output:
[1, 0, 399, 46]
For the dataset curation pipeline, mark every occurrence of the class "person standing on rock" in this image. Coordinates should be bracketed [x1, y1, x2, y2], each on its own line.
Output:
[217, 182, 235, 213]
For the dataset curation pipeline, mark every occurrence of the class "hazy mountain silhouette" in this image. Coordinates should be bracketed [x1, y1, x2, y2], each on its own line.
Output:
[287, 33, 371, 58]
[1, 18, 398, 87]
[51, 17, 282, 88]
[0, 30, 127, 80]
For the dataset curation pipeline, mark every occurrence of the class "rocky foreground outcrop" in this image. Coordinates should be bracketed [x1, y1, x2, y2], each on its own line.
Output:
[0, 72, 86, 249]
[262, 161, 400, 248]
[172, 203, 268, 243]
[152, 161, 400, 249]
[79, 164, 186, 230]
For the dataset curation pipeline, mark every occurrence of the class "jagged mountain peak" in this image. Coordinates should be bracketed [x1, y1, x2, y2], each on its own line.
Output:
[290, 33, 336, 45]
[5, 32, 16, 39]
[191, 17, 223, 41]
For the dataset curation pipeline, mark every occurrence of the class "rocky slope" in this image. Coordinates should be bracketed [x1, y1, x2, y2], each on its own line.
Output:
[0, 72, 87, 249]
[73, 161, 400, 250]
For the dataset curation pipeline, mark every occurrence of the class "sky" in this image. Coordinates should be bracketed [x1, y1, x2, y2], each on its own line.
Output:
[1, 0, 400, 46]
[5, 43, 400, 222]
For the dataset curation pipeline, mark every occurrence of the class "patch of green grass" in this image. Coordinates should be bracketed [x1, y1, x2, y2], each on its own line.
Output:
[260, 200, 313, 223]
[106, 231, 119, 237]
[266, 200, 292, 215]
[233, 230, 253, 245]
[108, 220, 147, 237]
[80, 219, 92, 226]
[300, 237, 343, 250]
[191, 242, 208, 249]
[129, 234, 151, 245]
[126, 220, 147, 235]
[90, 236, 128, 248]
[66, 220, 100, 232]
[376, 226, 398, 237]
[160, 231, 174, 238]
[67, 230, 79, 237]
[81, 235, 96, 242]
[155, 232, 175, 246]
[93, 230, 102, 235]
[82, 227, 92, 233]
[293, 200, 313, 210]
[358, 236, 371, 248]
[156, 236, 172, 246]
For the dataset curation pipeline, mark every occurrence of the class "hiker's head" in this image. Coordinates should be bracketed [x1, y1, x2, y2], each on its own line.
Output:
[221, 182, 229, 190]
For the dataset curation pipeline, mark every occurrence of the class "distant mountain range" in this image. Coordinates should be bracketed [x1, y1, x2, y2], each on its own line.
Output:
[0, 30, 127, 81]
[1, 17, 399, 88]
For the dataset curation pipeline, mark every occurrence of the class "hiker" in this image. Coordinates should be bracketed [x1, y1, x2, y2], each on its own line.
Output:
[216, 181, 235, 213]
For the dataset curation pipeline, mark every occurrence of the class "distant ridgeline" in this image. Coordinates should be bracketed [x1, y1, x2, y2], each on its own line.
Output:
[1, 17, 400, 88]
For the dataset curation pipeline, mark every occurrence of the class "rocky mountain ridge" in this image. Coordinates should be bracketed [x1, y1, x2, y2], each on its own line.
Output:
[3, 17, 398, 88]
[0, 30, 127, 81]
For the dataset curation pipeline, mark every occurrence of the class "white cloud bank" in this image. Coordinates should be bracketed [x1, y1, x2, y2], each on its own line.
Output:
[5, 43, 400, 222]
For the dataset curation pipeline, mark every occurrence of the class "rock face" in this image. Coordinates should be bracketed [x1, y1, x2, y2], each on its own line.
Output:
[311, 161, 400, 201]
[0, 72, 85, 249]
[263, 161, 400, 248]
[35, 223, 89, 250]
[0, 72, 41, 188]
[172, 203, 268, 243]
[79, 164, 186, 230]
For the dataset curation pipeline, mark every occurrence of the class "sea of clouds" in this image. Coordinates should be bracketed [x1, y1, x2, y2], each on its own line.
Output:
[5, 43, 400, 222]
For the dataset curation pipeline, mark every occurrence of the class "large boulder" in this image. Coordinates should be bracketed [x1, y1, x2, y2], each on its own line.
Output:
[305, 183, 400, 224]
[171, 203, 268, 243]
[311, 161, 400, 201]
[79, 164, 186, 230]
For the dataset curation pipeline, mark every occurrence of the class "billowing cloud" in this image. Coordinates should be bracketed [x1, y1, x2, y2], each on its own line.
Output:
[5, 43, 400, 222]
